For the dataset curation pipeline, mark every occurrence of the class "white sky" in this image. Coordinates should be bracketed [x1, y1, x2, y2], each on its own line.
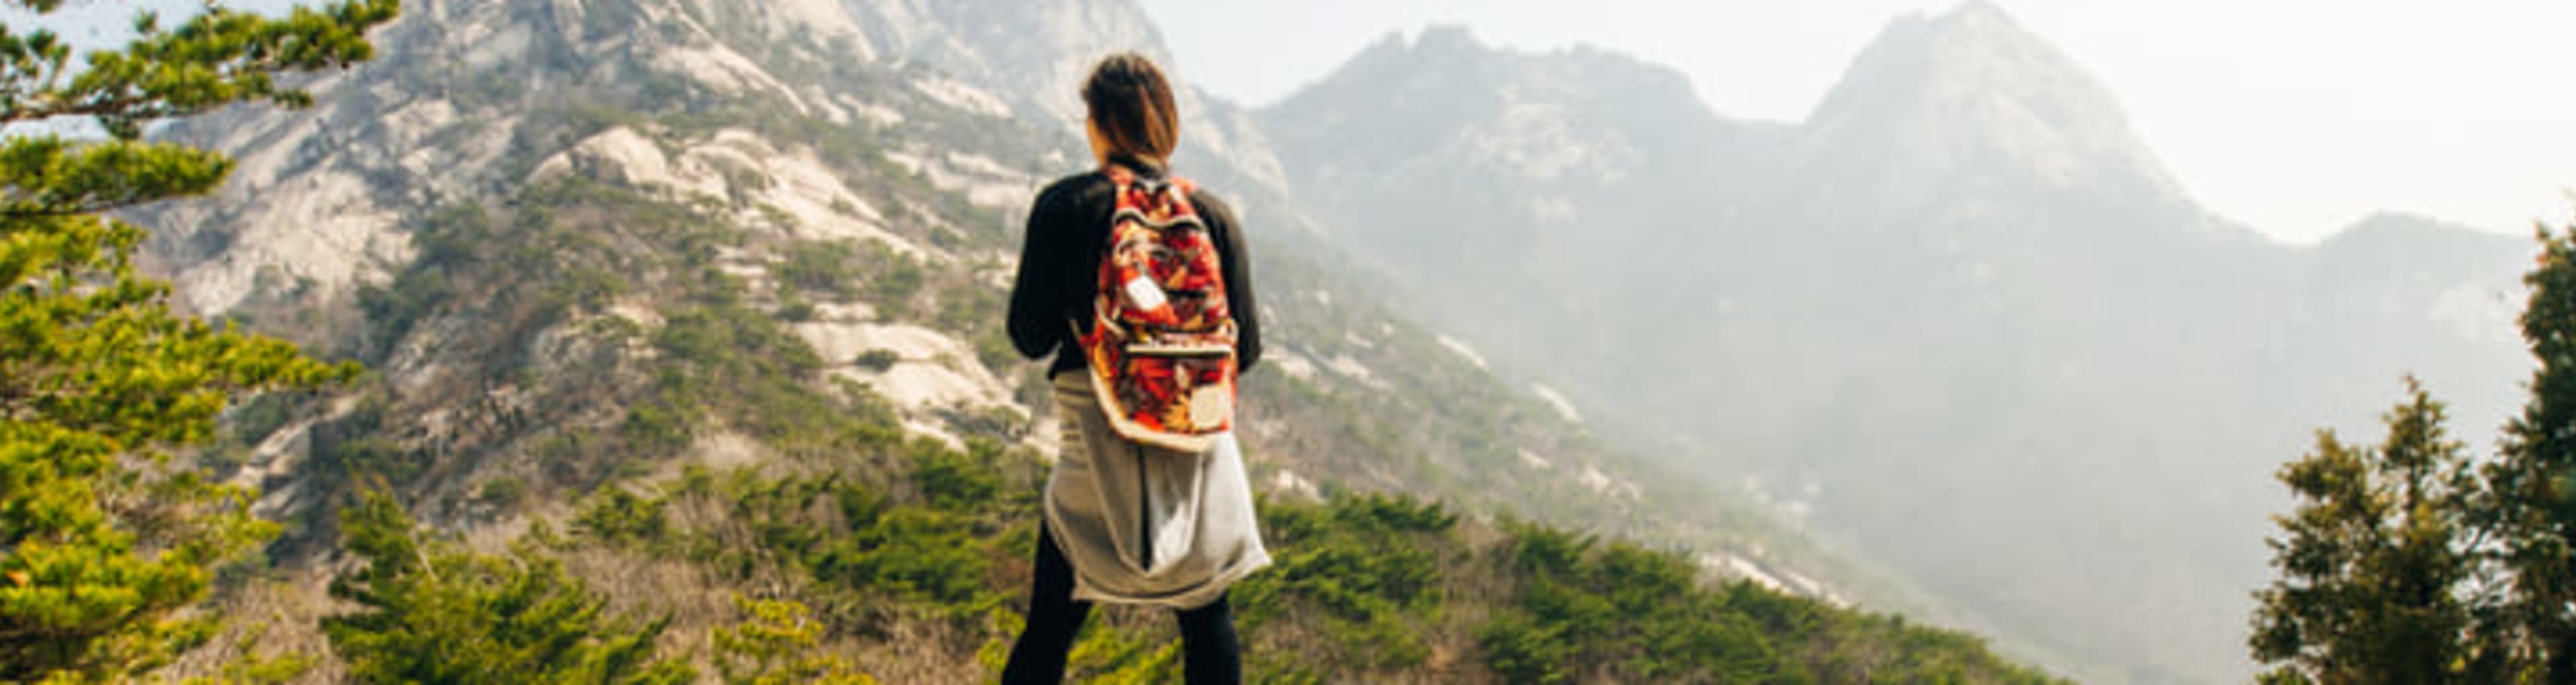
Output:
[0, 0, 301, 37]
[1137, 0, 2576, 244]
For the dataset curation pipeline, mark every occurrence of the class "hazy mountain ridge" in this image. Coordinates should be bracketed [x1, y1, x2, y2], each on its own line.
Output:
[1261, 24, 1793, 415]
[1799, 1, 2190, 214]
[1254, 5, 2534, 684]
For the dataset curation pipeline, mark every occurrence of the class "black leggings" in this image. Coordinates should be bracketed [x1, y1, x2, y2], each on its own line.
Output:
[1001, 523, 1242, 684]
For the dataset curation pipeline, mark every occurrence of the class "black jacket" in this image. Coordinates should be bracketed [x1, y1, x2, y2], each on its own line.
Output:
[1006, 157, 1262, 376]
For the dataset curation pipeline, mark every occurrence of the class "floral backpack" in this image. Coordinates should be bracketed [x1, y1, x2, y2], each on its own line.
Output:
[1073, 164, 1238, 452]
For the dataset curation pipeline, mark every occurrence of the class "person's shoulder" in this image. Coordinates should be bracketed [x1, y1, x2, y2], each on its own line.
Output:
[1028, 170, 1118, 226]
[1181, 182, 1236, 223]
[1037, 169, 1114, 207]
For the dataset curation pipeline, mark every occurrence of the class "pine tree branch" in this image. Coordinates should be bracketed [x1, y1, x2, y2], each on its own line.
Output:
[0, 1, 399, 137]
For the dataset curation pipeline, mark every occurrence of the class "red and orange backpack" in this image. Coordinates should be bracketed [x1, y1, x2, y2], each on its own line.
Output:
[1072, 164, 1238, 452]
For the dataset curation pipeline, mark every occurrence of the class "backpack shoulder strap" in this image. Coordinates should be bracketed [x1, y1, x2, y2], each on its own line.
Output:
[1101, 164, 1198, 213]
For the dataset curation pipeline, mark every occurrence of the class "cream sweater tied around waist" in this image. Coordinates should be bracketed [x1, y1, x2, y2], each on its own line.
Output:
[1042, 370, 1269, 609]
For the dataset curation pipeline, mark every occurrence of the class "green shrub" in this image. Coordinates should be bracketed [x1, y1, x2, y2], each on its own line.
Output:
[575, 488, 670, 547]
[325, 494, 695, 684]
[1477, 610, 1573, 684]
[477, 477, 529, 511]
[910, 439, 1005, 511]
[854, 348, 901, 371]
[776, 240, 862, 298]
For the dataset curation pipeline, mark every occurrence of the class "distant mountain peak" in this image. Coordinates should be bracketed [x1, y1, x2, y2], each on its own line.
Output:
[1266, 23, 1731, 189]
[1409, 23, 1483, 52]
[1943, 0, 2018, 29]
[1338, 23, 1502, 76]
[1802, 1, 2183, 200]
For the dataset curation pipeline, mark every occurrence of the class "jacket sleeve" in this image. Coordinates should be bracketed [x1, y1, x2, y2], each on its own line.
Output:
[1008, 182, 1071, 360]
[1196, 191, 1262, 372]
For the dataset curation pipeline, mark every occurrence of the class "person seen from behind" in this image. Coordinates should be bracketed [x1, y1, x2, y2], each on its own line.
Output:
[1000, 52, 1269, 684]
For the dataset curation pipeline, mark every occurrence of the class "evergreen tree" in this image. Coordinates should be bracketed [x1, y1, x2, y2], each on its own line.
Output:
[2487, 220, 2576, 682]
[712, 595, 876, 685]
[2251, 380, 2500, 684]
[323, 492, 696, 684]
[0, 1, 393, 680]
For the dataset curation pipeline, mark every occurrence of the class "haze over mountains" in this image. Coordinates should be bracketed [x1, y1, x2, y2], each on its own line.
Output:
[1263, 3, 2532, 682]
[113, 0, 2542, 682]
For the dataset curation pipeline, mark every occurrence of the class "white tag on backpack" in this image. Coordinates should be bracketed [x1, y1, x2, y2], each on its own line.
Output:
[1188, 384, 1230, 428]
[1124, 274, 1169, 312]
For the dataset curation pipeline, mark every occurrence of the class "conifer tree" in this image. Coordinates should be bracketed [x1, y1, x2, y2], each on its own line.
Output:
[2251, 380, 2499, 684]
[712, 594, 877, 685]
[2486, 219, 2576, 682]
[0, 1, 394, 680]
[321, 493, 695, 684]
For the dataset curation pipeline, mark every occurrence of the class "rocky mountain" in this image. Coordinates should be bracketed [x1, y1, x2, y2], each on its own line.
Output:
[823, 0, 1293, 197]
[1796, 1, 2190, 214]
[1258, 4, 2532, 684]
[106, 0, 2049, 680]
[138, 0, 1786, 564]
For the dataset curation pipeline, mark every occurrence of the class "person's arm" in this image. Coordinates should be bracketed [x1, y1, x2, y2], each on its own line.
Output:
[1008, 182, 1073, 360]
[1196, 191, 1261, 372]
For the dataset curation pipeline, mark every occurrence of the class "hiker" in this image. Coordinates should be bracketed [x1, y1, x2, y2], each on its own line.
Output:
[1001, 52, 1270, 684]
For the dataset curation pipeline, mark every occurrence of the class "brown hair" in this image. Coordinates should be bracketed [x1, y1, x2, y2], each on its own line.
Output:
[1082, 52, 1180, 163]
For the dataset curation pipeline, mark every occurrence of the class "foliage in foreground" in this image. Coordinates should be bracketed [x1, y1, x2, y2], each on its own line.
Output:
[2251, 381, 2506, 684]
[0, 1, 394, 680]
[2253, 219, 2576, 684]
[539, 443, 2056, 683]
[2488, 221, 2576, 683]
[712, 595, 879, 685]
[323, 492, 695, 684]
